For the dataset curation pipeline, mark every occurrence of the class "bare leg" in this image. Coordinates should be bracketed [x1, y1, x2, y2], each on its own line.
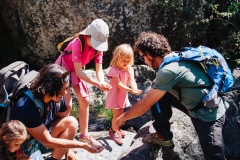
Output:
[59, 87, 72, 117]
[50, 116, 78, 159]
[72, 85, 89, 134]
[111, 108, 124, 131]
[72, 84, 102, 148]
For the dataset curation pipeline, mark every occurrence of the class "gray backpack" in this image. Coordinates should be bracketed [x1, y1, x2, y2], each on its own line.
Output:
[0, 61, 41, 127]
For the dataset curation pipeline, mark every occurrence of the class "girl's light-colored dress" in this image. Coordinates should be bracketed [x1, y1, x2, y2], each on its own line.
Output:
[105, 67, 134, 109]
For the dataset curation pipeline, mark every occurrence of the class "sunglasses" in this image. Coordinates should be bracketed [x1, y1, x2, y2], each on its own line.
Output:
[139, 52, 147, 61]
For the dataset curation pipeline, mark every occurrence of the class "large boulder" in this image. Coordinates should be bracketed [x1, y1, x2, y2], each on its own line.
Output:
[222, 67, 240, 159]
[0, 0, 171, 69]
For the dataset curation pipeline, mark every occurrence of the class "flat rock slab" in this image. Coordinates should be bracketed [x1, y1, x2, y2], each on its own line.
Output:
[74, 131, 136, 160]
[43, 130, 136, 160]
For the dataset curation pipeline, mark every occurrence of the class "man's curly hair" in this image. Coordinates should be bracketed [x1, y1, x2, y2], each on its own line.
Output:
[134, 31, 171, 58]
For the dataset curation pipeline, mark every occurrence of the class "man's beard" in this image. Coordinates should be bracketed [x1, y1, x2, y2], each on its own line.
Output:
[151, 59, 159, 71]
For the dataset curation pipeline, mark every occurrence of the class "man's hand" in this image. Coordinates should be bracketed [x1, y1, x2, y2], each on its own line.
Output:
[97, 82, 112, 91]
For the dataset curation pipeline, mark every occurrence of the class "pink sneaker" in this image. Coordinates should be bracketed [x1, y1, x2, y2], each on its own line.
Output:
[109, 129, 123, 145]
[119, 129, 126, 138]
[79, 134, 102, 149]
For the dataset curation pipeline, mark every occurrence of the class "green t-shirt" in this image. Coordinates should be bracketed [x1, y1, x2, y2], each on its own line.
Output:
[153, 61, 229, 122]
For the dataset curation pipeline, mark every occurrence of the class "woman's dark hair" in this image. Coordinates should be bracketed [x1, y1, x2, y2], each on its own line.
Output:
[30, 64, 69, 99]
[133, 31, 171, 58]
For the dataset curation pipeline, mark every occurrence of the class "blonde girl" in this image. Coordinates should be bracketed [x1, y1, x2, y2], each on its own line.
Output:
[106, 44, 142, 145]
[0, 120, 28, 160]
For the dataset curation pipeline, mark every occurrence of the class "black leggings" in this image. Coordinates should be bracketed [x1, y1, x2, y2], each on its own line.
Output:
[151, 92, 226, 160]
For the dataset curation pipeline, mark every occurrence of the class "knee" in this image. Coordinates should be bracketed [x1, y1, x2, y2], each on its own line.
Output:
[65, 116, 78, 131]
[78, 97, 89, 107]
[66, 103, 72, 109]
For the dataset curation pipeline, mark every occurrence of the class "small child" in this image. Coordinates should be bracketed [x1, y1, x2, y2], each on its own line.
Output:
[106, 44, 142, 145]
[0, 120, 28, 160]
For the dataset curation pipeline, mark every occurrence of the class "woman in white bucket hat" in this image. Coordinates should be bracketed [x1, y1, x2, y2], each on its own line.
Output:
[55, 19, 112, 149]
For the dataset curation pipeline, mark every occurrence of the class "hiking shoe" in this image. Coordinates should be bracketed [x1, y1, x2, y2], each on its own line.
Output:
[119, 129, 126, 138]
[143, 133, 174, 149]
[109, 129, 123, 145]
[79, 134, 102, 149]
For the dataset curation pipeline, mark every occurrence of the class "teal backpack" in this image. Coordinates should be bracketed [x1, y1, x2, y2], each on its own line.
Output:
[159, 46, 234, 109]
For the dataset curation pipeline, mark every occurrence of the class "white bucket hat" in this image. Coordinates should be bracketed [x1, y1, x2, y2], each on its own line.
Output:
[80, 19, 109, 51]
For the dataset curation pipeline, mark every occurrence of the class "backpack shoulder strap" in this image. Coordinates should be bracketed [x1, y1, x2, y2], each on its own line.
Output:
[11, 70, 39, 103]
[0, 61, 29, 107]
[34, 98, 44, 118]
[158, 52, 182, 70]
[55, 102, 61, 113]
[0, 61, 28, 84]
[93, 50, 100, 59]
[57, 37, 74, 54]
[23, 90, 43, 117]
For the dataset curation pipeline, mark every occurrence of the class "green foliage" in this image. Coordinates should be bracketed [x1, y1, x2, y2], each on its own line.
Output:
[70, 101, 79, 118]
[150, 0, 240, 69]
[70, 99, 113, 123]
[217, 31, 240, 69]
[94, 100, 113, 122]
